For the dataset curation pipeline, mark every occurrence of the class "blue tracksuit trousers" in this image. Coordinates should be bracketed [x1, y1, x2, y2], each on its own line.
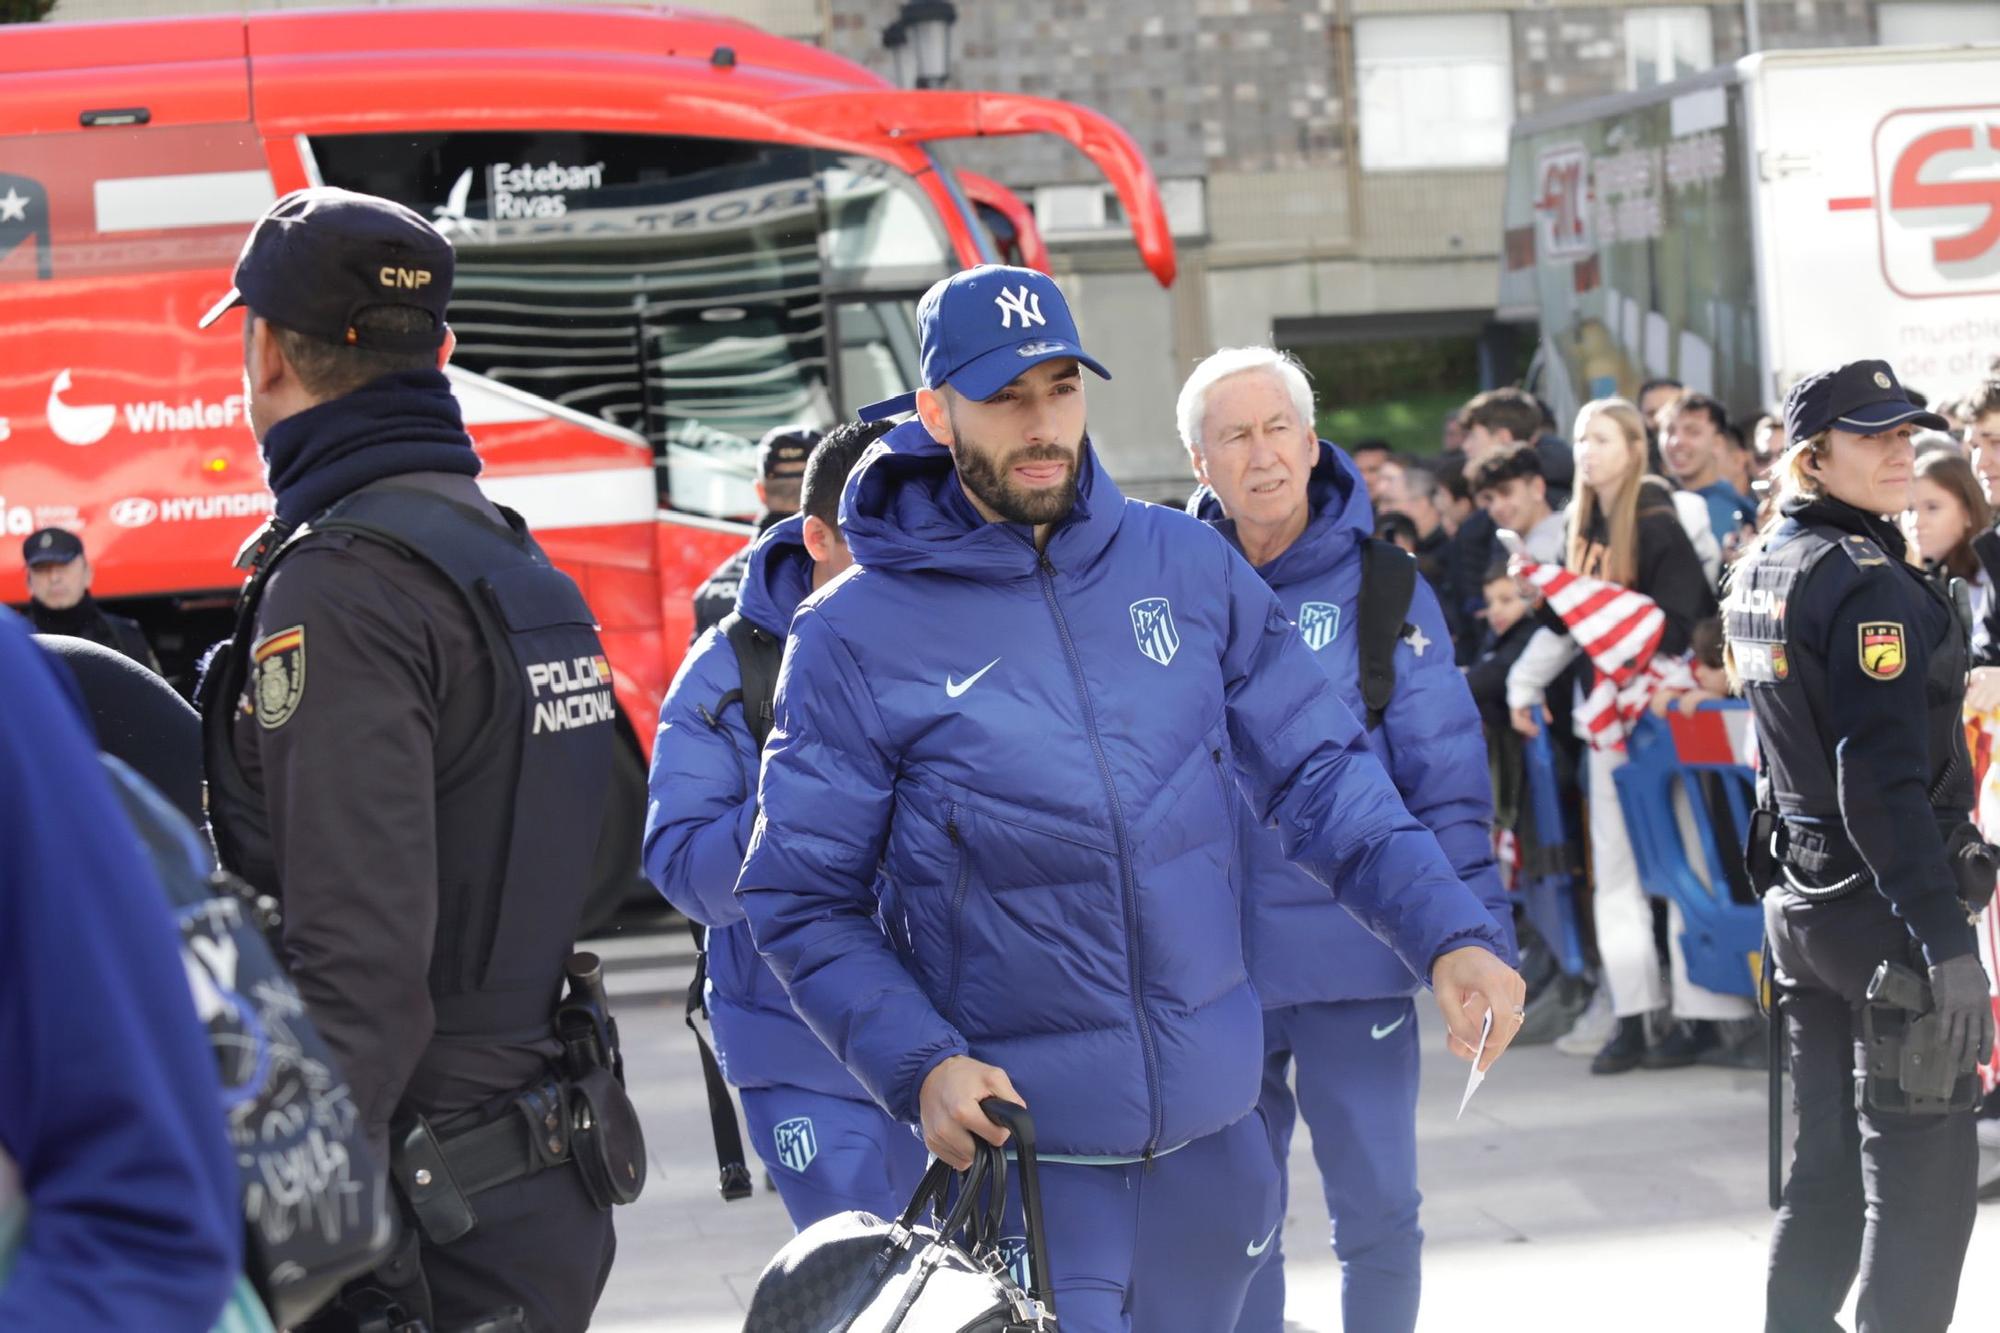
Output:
[739, 1085, 931, 1231]
[965, 1110, 1280, 1332]
[1236, 997, 1424, 1333]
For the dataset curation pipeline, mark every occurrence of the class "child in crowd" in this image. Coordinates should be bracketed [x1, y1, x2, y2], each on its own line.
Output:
[1647, 618, 1732, 717]
[1466, 561, 1537, 733]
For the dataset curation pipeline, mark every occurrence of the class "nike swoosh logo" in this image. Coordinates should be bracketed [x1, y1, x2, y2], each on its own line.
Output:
[1247, 1223, 1279, 1258]
[1370, 1013, 1409, 1040]
[945, 658, 1000, 699]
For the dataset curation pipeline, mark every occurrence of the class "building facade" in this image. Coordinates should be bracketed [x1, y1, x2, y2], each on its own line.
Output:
[38, 0, 2000, 487]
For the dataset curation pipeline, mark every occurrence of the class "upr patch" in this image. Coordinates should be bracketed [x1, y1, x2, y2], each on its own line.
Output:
[1858, 621, 1905, 681]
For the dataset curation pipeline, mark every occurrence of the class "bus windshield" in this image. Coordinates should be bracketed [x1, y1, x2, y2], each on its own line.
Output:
[308, 131, 953, 518]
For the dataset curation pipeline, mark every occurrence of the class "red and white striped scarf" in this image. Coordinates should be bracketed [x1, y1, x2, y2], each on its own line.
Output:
[1512, 553, 1673, 751]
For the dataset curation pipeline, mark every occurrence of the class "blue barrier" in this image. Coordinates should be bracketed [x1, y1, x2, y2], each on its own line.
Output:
[1612, 704, 1765, 1000]
[1517, 705, 1589, 978]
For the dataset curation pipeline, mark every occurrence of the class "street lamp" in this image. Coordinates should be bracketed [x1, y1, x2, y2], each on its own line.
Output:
[902, 0, 957, 88]
[881, 19, 915, 91]
[882, 0, 956, 89]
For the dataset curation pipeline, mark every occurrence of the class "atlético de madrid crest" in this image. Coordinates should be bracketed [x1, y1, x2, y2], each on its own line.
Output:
[1130, 597, 1180, 666]
[252, 624, 306, 729]
[1298, 601, 1341, 652]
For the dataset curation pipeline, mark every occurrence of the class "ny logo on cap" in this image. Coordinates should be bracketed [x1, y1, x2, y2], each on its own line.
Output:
[994, 285, 1046, 330]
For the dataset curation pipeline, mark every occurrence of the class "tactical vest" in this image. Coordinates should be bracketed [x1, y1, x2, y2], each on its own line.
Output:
[1725, 522, 1971, 835]
[202, 486, 616, 1046]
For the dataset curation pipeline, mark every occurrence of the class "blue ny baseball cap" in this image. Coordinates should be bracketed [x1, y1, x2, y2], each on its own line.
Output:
[859, 265, 1110, 421]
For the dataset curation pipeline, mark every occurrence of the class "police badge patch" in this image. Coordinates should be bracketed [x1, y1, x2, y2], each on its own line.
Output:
[252, 625, 306, 728]
[1858, 621, 1905, 681]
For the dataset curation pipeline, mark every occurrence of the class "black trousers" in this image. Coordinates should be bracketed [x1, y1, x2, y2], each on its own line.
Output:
[303, 1165, 616, 1333]
[1763, 889, 1977, 1333]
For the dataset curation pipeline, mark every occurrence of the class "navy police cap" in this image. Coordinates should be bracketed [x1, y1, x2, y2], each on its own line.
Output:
[23, 526, 83, 567]
[197, 187, 453, 353]
[859, 265, 1110, 421]
[1782, 359, 1947, 444]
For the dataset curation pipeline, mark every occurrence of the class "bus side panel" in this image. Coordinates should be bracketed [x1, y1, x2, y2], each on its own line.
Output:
[655, 519, 751, 661]
[1754, 50, 2000, 407]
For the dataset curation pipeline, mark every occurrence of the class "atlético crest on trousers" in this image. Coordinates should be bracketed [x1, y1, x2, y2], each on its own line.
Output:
[1130, 597, 1180, 666]
[774, 1116, 817, 1172]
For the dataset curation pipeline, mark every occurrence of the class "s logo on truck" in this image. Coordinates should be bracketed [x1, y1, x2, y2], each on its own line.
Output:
[1871, 109, 2000, 299]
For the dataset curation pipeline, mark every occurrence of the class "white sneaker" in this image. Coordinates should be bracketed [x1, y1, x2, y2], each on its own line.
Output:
[1977, 1118, 2000, 1200]
[1555, 985, 1616, 1056]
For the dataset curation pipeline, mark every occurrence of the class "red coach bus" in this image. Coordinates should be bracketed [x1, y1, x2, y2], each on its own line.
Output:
[0, 5, 1174, 923]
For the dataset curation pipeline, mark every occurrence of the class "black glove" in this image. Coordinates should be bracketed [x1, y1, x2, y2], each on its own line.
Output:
[1928, 954, 1996, 1073]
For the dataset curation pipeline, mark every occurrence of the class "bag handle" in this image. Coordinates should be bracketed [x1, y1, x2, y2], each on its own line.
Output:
[980, 1098, 1055, 1314]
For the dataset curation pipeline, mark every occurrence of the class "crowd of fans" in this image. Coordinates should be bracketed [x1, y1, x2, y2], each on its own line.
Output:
[1364, 370, 2000, 1102]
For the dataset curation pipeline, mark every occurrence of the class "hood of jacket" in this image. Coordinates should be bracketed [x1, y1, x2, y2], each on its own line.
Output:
[1187, 439, 1371, 587]
[735, 512, 813, 636]
[839, 418, 1124, 580]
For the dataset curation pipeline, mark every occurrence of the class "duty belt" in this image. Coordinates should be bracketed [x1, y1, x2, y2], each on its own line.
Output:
[394, 1081, 572, 1247]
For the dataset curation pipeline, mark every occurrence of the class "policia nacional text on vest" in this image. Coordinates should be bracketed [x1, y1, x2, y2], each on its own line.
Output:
[202, 485, 646, 1332]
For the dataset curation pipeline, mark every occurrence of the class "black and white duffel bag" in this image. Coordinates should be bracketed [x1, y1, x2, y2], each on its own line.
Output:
[743, 1098, 1057, 1332]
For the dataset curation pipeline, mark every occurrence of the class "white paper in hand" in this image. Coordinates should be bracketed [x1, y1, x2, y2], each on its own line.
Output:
[1456, 1008, 1495, 1120]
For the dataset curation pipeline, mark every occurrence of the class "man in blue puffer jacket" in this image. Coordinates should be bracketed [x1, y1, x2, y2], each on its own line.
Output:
[644, 420, 928, 1228]
[737, 266, 1526, 1333]
[1180, 348, 1517, 1333]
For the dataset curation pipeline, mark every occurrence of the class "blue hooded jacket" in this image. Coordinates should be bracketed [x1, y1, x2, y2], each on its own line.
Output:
[642, 515, 869, 1099]
[736, 424, 1511, 1158]
[0, 610, 241, 1330]
[1192, 442, 1516, 1007]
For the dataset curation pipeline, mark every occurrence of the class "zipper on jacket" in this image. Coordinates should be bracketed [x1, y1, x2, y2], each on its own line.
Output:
[1035, 553, 1165, 1154]
[943, 804, 972, 1023]
[1209, 748, 1239, 875]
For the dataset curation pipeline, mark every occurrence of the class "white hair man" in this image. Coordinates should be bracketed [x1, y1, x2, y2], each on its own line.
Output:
[1178, 346, 1516, 1333]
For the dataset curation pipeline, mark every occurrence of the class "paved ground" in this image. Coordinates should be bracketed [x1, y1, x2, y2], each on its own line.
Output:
[585, 915, 1999, 1331]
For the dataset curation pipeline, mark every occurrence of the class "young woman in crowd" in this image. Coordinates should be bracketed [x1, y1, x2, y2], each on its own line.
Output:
[1906, 451, 1993, 630]
[1507, 398, 1753, 1073]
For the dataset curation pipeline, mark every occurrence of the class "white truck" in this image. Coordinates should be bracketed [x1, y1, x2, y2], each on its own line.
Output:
[1499, 42, 2000, 431]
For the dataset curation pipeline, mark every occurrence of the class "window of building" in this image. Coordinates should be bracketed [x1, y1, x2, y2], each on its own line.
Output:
[1877, 1, 2000, 46]
[1354, 14, 1514, 172]
[1625, 7, 1714, 90]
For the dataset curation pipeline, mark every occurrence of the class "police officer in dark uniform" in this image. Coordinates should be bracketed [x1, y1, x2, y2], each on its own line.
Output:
[194, 188, 630, 1332]
[1725, 360, 1996, 1333]
[22, 526, 162, 672]
[688, 423, 818, 641]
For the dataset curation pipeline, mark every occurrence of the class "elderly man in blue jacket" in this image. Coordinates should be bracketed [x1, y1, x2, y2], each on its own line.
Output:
[1181, 348, 1516, 1333]
[644, 419, 929, 1228]
[737, 266, 1525, 1333]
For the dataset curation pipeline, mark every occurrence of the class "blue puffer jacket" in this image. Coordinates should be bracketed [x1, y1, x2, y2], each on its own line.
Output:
[1192, 443, 1516, 1008]
[642, 515, 865, 1099]
[737, 423, 1510, 1157]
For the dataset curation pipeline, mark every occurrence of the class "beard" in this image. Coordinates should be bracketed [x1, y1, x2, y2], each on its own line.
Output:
[947, 414, 1084, 526]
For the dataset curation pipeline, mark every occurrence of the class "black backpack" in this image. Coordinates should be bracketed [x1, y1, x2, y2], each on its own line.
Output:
[684, 612, 786, 1202]
[1356, 537, 1420, 730]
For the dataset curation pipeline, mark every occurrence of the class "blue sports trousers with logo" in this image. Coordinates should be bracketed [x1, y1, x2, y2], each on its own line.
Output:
[961, 1108, 1280, 1332]
[738, 1085, 930, 1230]
[1236, 996, 1424, 1333]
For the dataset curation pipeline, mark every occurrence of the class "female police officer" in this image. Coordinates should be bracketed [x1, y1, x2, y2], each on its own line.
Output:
[1725, 359, 1995, 1333]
